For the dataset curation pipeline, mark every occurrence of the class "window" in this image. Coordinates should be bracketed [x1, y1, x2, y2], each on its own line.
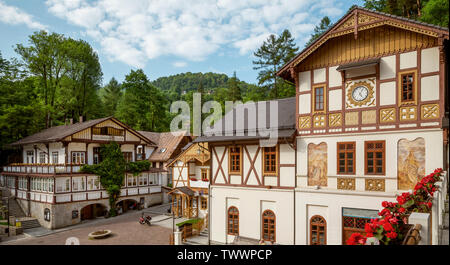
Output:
[123, 152, 133, 162]
[159, 148, 166, 153]
[93, 147, 102, 164]
[139, 174, 148, 186]
[72, 210, 79, 219]
[71, 152, 85, 164]
[44, 208, 51, 222]
[39, 152, 46, 164]
[227, 206, 239, 235]
[127, 175, 137, 187]
[313, 85, 325, 112]
[310, 215, 326, 245]
[229, 146, 241, 174]
[93, 126, 124, 136]
[365, 141, 385, 175]
[200, 197, 207, 210]
[400, 72, 415, 103]
[263, 146, 277, 174]
[72, 177, 85, 191]
[201, 168, 209, 181]
[337, 142, 355, 174]
[262, 210, 275, 242]
[52, 152, 59, 164]
[27, 151, 34, 164]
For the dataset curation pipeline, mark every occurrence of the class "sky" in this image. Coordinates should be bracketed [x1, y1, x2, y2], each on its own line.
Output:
[0, 0, 364, 85]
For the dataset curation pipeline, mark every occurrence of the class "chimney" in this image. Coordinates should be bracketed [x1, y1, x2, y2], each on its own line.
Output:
[79, 116, 84, 123]
[69, 118, 73, 125]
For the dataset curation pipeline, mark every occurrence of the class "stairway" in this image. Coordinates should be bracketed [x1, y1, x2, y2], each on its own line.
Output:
[1, 192, 41, 230]
[184, 228, 209, 245]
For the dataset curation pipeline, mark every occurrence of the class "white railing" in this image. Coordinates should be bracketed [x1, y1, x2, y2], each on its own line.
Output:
[2, 164, 82, 174]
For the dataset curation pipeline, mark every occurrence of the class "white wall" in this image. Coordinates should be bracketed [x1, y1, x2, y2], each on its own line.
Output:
[211, 186, 294, 245]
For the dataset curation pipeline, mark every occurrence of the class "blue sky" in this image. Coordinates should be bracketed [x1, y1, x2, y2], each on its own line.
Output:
[0, 0, 363, 85]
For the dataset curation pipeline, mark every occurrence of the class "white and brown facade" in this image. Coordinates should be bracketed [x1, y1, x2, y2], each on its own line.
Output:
[197, 7, 449, 245]
[277, 7, 449, 245]
[0, 117, 165, 229]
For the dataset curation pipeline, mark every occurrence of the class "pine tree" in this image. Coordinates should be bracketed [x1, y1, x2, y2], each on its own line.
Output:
[253, 29, 299, 99]
[305, 16, 332, 47]
[228, 71, 242, 102]
[102, 78, 122, 116]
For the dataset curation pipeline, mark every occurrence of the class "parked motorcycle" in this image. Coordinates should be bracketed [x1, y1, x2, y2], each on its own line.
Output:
[139, 214, 152, 226]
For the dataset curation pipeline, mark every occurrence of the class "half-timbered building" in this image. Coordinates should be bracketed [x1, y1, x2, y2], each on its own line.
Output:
[0, 117, 165, 229]
[167, 142, 210, 220]
[276, 7, 449, 245]
[195, 97, 297, 244]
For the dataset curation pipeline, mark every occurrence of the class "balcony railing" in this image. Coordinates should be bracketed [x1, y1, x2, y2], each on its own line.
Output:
[2, 164, 83, 174]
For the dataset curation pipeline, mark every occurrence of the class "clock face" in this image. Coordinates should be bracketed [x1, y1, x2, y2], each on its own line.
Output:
[352, 86, 369, 102]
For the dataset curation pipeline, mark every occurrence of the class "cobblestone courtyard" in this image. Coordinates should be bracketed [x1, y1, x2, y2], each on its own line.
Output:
[1, 204, 173, 245]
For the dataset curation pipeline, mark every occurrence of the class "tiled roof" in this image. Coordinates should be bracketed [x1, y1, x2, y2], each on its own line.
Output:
[11, 117, 112, 146]
[138, 131, 189, 162]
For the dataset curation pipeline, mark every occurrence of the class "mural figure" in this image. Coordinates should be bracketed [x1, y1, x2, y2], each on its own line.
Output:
[308, 143, 327, 186]
[398, 138, 425, 190]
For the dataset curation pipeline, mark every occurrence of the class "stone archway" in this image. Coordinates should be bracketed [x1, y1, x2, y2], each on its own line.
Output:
[80, 203, 107, 220]
[115, 198, 139, 214]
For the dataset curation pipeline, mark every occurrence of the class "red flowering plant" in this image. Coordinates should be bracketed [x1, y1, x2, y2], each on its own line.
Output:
[347, 168, 443, 245]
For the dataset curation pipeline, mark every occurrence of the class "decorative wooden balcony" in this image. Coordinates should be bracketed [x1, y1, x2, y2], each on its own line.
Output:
[2, 163, 83, 174]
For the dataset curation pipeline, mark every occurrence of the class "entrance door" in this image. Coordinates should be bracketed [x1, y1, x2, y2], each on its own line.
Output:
[81, 205, 93, 220]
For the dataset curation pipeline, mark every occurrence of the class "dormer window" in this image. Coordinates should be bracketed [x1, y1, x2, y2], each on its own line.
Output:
[159, 148, 166, 153]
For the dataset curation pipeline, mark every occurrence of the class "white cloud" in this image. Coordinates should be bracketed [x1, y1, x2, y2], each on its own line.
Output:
[0, 1, 48, 30]
[44, 0, 344, 67]
[173, 61, 187, 68]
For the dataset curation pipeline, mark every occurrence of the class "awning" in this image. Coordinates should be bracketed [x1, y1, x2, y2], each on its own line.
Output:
[336, 58, 380, 72]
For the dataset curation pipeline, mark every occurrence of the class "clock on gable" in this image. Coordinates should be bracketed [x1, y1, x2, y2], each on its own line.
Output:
[346, 79, 375, 108]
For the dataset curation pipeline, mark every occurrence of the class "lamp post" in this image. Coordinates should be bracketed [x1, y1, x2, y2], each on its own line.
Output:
[7, 196, 10, 237]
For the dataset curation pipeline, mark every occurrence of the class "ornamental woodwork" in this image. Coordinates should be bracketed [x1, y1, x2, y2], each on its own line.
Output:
[362, 110, 377, 124]
[313, 115, 326, 128]
[345, 112, 359, 126]
[329, 113, 342, 127]
[299, 116, 311, 129]
[380, 108, 396, 123]
[345, 79, 376, 108]
[421, 104, 439, 120]
[365, 178, 385, 192]
[337, 178, 356, 190]
[399, 106, 417, 121]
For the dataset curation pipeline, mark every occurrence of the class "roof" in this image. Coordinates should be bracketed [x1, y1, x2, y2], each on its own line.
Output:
[10, 117, 156, 146]
[166, 141, 210, 168]
[194, 97, 296, 143]
[277, 6, 449, 82]
[335, 58, 380, 71]
[167, 186, 195, 196]
[139, 131, 189, 162]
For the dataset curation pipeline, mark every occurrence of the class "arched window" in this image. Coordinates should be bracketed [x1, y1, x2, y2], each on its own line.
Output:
[310, 215, 326, 245]
[44, 208, 51, 222]
[227, 207, 239, 235]
[262, 210, 276, 242]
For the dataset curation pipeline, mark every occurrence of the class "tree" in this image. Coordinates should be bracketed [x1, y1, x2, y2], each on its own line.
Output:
[81, 142, 150, 216]
[253, 29, 299, 99]
[101, 78, 122, 116]
[305, 16, 332, 47]
[228, 71, 242, 102]
[115, 69, 168, 131]
[15, 31, 68, 128]
[420, 0, 449, 27]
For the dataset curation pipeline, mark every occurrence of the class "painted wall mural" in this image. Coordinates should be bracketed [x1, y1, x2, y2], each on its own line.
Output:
[308, 143, 328, 186]
[397, 138, 425, 190]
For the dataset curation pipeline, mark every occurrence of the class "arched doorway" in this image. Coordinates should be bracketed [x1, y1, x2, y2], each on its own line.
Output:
[116, 199, 139, 214]
[80, 204, 107, 220]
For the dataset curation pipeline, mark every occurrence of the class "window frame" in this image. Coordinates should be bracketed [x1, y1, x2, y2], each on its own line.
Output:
[263, 145, 278, 176]
[312, 84, 327, 113]
[227, 206, 239, 236]
[201, 168, 209, 181]
[310, 215, 327, 245]
[200, 197, 207, 210]
[262, 210, 276, 242]
[52, 152, 59, 164]
[26, 151, 34, 164]
[123, 152, 133, 162]
[44, 208, 51, 222]
[398, 70, 417, 106]
[228, 146, 242, 175]
[337, 142, 356, 175]
[364, 140, 385, 175]
[71, 151, 86, 165]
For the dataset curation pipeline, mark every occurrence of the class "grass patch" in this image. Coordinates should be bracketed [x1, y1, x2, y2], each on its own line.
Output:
[176, 218, 201, 227]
